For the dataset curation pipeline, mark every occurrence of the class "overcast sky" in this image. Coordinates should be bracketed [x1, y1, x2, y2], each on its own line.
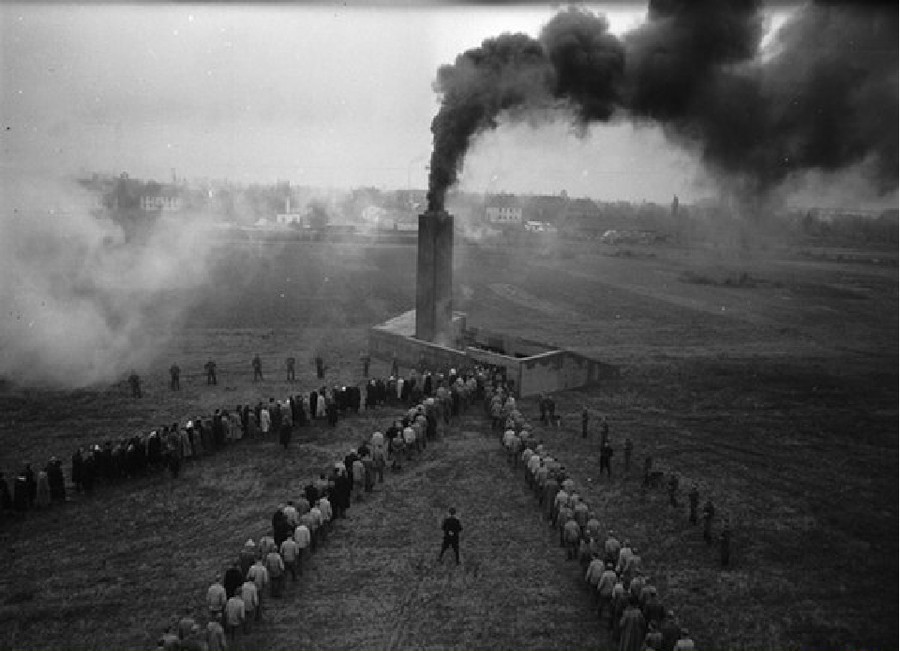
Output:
[2, 2, 797, 203]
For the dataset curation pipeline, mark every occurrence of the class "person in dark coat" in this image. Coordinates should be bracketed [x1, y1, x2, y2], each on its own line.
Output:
[309, 391, 318, 420]
[599, 441, 614, 478]
[0, 473, 12, 512]
[295, 397, 308, 426]
[360, 353, 370, 378]
[315, 356, 325, 379]
[14, 472, 29, 513]
[272, 508, 291, 548]
[720, 518, 732, 567]
[688, 484, 700, 525]
[702, 500, 716, 545]
[618, 598, 646, 651]
[24, 464, 36, 508]
[304, 483, 319, 508]
[270, 399, 282, 432]
[81, 451, 96, 493]
[47, 458, 65, 502]
[71, 449, 84, 492]
[659, 611, 681, 651]
[223, 562, 244, 598]
[285, 357, 296, 382]
[438, 507, 463, 565]
[212, 411, 224, 448]
[279, 421, 292, 449]
[667, 473, 679, 507]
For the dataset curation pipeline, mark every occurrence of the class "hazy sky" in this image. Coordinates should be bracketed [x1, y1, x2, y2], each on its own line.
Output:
[2, 2, 795, 202]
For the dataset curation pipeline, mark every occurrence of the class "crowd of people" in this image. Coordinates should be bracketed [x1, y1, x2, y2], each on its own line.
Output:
[154, 365, 491, 650]
[494, 387, 713, 651]
[0, 354, 500, 522]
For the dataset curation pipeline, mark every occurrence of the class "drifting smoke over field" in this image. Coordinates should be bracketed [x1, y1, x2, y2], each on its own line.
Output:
[0, 175, 217, 387]
[427, 0, 898, 211]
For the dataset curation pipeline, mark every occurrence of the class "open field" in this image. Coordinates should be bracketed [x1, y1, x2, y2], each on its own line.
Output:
[0, 238, 896, 650]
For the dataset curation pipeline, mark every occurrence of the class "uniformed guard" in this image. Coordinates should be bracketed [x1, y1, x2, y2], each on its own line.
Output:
[285, 357, 296, 382]
[360, 353, 371, 378]
[667, 473, 679, 507]
[599, 440, 613, 478]
[702, 499, 715, 544]
[688, 483, 700, 525]
[170, 363, 181, 391]
[128, 371, 142, 398]
[205, 359, 217, 385]
[720, 518, 731, 567]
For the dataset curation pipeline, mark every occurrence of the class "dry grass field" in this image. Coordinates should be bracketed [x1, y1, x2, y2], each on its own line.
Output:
[0, 237, 896, 650]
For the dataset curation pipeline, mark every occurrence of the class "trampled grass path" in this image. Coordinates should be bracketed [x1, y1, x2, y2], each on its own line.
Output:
[237, 422, 611, 651]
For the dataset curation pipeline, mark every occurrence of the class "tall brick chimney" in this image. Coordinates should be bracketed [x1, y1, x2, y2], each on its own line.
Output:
[415, 210, 454, 347]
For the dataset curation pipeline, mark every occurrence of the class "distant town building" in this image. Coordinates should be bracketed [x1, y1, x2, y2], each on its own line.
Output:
[140, 188, 182, 212]
[485, 194, 523, 225]
[276, 197, 304, 225]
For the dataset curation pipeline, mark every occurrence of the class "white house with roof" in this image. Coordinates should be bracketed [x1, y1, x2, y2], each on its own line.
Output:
[485, 194, 523, 226]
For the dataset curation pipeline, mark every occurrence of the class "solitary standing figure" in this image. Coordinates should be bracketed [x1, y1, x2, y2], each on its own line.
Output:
[438, 507, 462, 565]
[128, 371, 142, 398]
[285, 357, 296, 382]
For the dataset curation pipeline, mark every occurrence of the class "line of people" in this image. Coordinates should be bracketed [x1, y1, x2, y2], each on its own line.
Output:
[154, 365, 492, 651]
[492, 387, 698, 651]
[1, 358, 483, 521]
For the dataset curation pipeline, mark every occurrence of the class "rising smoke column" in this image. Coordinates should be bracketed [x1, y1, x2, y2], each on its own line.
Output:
[426, 33, 555, 211]
[425, 0, 897, 207]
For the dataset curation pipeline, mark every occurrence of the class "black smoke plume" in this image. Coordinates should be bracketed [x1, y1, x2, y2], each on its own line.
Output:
[426, 33, 554, 211]
[425, 0, 897, 210]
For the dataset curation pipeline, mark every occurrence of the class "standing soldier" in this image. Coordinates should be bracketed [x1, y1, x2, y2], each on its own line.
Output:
[128, 370, 142, 398]
[581, 407, 589, 439]
[252, 354, 264, 382]
[285, 356, 296, 382]
[539, 394, 548, 425]
[642, 456, 653, 488]
[688, 483, 700, 525]
[360, 352, 371, 378]
[170, 363, 181, 391]
[205, 359, 217, 385]
[667, 473, 679, 507]
[600, 416, 610, 445]
[438, 507, 463, 565]
[720, 518, 732, 567]
[547, 396, 558, 428]
[623, 437, 633, 474]
[315, 355, 325, 379]
[702, 499, 716, 545]
[390, 353, 399, 378]
[599, 440, 613, 478]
